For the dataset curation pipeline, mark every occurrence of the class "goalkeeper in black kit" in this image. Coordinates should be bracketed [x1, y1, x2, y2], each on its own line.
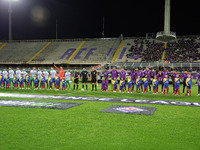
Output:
[91, 67, 97, 91]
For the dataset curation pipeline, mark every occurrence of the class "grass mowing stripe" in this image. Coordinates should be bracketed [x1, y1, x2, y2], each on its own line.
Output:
[0, 98, 200, 149]
[0, 81, 200, 149]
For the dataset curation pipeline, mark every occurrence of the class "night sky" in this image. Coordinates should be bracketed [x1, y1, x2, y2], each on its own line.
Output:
[0, 0, 199, 40]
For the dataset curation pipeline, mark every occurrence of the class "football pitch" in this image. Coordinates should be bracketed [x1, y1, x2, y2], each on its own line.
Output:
[0, 82, 200, 150]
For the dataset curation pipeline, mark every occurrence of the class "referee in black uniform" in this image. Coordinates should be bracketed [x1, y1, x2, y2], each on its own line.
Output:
[81, 68, 89, 91]
[73, 69, 79, 90]
[91, 67, 97, 91]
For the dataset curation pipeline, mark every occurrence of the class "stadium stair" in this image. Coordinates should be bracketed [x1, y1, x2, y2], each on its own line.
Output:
[161, 50, 165, 60]
[0, 43, 7, 51]
[65, 41, 85, 64]
[26, 42, 52, 64]
[111, 40, 124, 63]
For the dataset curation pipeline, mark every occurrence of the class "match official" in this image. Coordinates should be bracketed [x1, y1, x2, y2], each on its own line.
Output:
[73, 69, 79, 91]
[81, 68, 89, 91]
[91, 67, 97, 91]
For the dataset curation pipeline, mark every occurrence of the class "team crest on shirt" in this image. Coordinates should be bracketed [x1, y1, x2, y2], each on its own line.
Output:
[114, 107, 147, 112]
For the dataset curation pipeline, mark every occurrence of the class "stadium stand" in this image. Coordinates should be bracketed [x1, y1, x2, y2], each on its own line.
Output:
[30, 41, 83, 64]
[0, 36, 199, 65]
[114, 39, 147, 62]
[69, 39, 118, 64]
[0, 42, 48, 64]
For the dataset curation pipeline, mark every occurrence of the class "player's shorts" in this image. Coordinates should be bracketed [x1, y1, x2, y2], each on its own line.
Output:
[148, 79, 151, 84]
[175, 86, 180, 90]
[144, 85, 148, 89]
[136, 85, 141, 89]
[153, 86, 157, 90]
[187, 86, 191, 90]
[66, 80, 69, 84]
[82, 78, 88, 83]
[164, 86, 169, 89]
[10, 78, 13, 82]
[91, 78, 96, 83]
[120, 86, 124, 90]
[30, 77, 34, 82]
[113, 84, 117, 90]
[74, 79, 79, 84]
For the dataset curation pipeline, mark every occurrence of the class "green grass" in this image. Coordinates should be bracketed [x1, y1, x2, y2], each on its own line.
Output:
[0, 81, 200, 150]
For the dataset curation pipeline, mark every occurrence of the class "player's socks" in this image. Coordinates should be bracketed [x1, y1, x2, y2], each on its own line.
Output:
[73, 84, 75, 90]
[82, 85, 84, 89]
[77, 85, 78, 90]
[95, 85, 97, 91]
[141, 85, 143, 92]
[69, 85, 71, 89]
[66, 85, 68, 89]
[167, 88, 169, 94]
[92, 85, 94, 91]
[149, 85, 151, 92]
[164, 89, 165, 94]
[86, 84, 88, 90]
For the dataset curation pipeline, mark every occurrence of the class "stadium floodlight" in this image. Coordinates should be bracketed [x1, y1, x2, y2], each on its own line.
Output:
[4, 0, 19, 41]
[156, 0, 176, 42]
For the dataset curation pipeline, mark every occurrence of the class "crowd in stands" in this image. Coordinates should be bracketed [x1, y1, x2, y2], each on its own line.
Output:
[142, 42, 164, 62]
[127, 37, 200, 63]
[164, 38, 200, 62]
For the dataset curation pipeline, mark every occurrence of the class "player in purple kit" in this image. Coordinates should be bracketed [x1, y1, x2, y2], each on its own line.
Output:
[111, 67, 118, 91]
[120, 68, 126, 91]
[198, 80, 200, 96]
[171, 70, 177, 95]
[181, 70, 189, 95]
[144, 67, 152, 93]
[194, 72, 200, 85]
[103, 68, 109, 90]
[161, 68, 169, 94]
[129, 68, 136, 92]
[136, 68, 143, 93]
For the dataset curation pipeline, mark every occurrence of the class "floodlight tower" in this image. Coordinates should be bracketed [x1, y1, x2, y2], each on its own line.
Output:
[6, 0, 19, 41]
[156, 0, 176, 42]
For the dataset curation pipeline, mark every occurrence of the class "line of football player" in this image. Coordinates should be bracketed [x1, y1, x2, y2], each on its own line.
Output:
[0, 66, 200, 96]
